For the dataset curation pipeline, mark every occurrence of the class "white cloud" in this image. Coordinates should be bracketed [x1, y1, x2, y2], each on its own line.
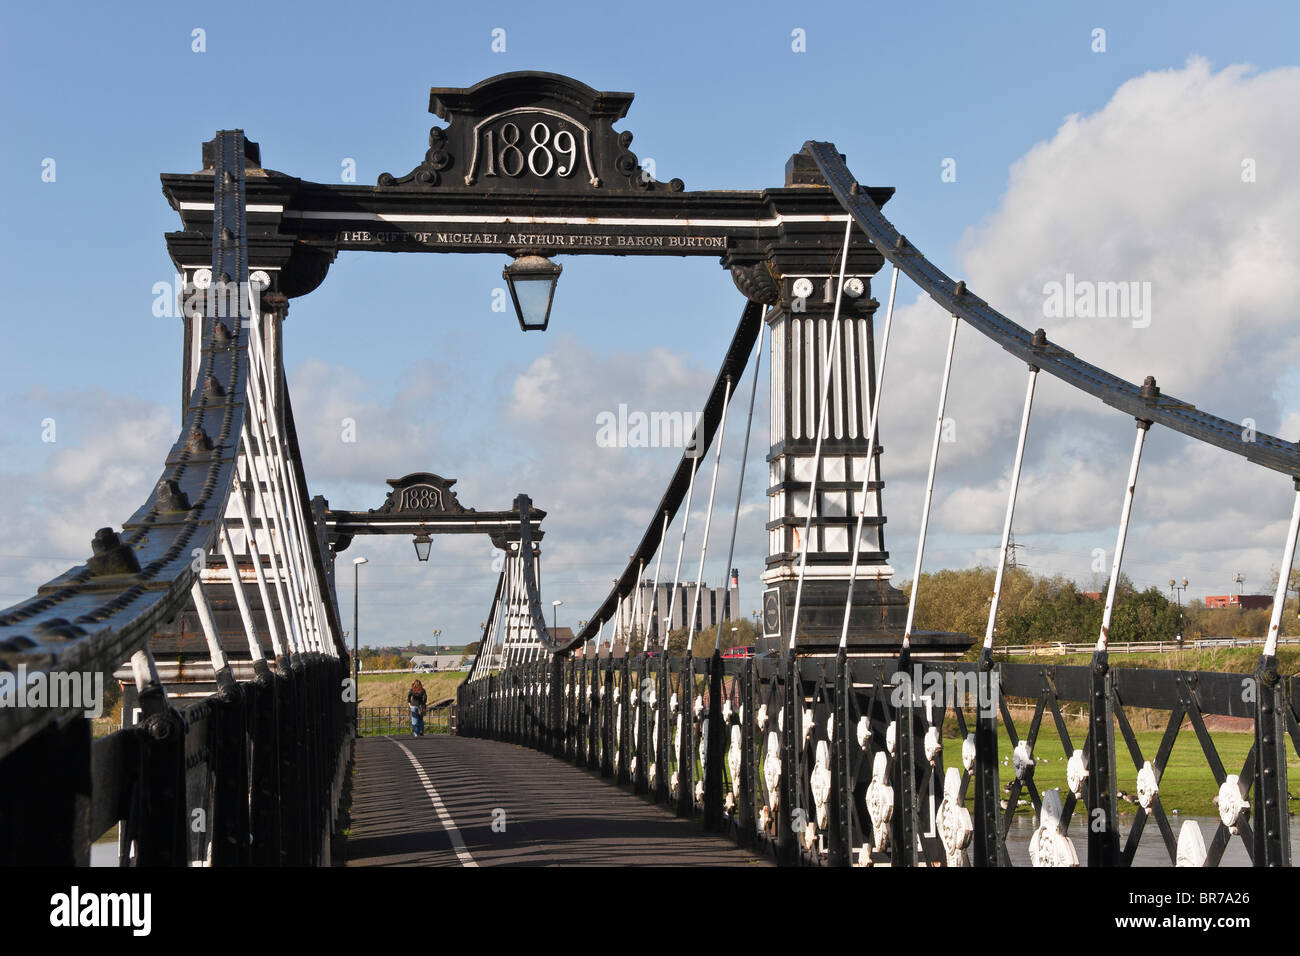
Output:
[0, 389, 176, 602]
[876, 58, 1300, 602]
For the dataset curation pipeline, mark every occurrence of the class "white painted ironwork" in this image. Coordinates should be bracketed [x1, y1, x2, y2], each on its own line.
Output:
[1096, 422, 1149, 653]
[1263, 486, 1300, 657]
[687, 376, 732, 653]
[983, 366, 1038, 651]
[903, 313, 960, 649]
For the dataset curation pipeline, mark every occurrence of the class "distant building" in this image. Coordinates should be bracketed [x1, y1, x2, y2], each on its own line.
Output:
[1081, 591, 1103, 601]
[409, 654, 464, 671]
[1205, 594, 1272, 610]
[614, 579, 741, 641]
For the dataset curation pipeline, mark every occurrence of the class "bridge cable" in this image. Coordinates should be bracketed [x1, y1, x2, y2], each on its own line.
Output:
[470, 571, 500, 679]
[837, 265, 898, 649]
[1263, 486, 1300, 658]
[687, 376, 733, 654]
[231, 467, 285, 658]
[721, 317, 766, 635]
[493, 554, 512, 672]
[487, 556, 507, 675]
[644, 513, 669, 651]
[240, 352, 314, 654]
[982, 366, 1039, 653]
[613, 587, 624, 655]
[247, 288, 333, 654]
[475, 568, 504, 678]
[663, 451, 702, 648]
[218, 520, 266, 665]
[1095, 420, 1151, 653]
[628, 562, 644, 651]
[901, 313, 960, 651]
[504, 551, 522, 669]
[789, 217, 855, 652]
[241, 327, 314, 654]
[190, 574, 233, 684]
[240, 430, 304, 657]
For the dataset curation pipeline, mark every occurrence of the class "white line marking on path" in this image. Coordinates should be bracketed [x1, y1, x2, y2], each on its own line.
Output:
[391, 739, 478, 867]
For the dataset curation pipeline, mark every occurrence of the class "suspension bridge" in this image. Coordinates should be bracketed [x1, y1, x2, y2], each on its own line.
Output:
[1, 71, 1296, 869]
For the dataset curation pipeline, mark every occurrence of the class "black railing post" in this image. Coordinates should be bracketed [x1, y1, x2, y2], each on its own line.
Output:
[655, 654, 670, 804]
[777, 651, 799, 866]
[1253, 653, 1291, 866]
[678, 653, 695, 819]
[246, 671, 280, 863]
[703, 649, 724, 831]
[632, 655, 647, 792]
[827, 647, 852, 866]
[892, 650, 917, 868]
[210, 677, 250, 866]
[1086, 649, 1119, 866]
[595, 660, 603, 764]
[134, 697, 187, 867]
[737, 656, 756, 848]
[602, 659, 615, 777]
[583, 658, 592, 766]
[276, 660, 301, 865]
[549, 654, 563, 756]
[972, 647, 1002, 867]
[0, 716, 92, 865]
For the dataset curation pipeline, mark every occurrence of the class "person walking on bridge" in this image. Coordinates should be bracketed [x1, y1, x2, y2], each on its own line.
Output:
[408, 679, 428, 737]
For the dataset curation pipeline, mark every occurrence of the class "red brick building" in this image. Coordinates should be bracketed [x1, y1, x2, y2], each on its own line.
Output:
[1205, 594, 1272, 610]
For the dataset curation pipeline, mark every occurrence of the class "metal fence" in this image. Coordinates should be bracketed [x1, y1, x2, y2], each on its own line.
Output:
[1, 655, 352, 866]
[999, 637, 1300, 656]
[458, 649, 1298, 867]
[357, 705, 452, 737]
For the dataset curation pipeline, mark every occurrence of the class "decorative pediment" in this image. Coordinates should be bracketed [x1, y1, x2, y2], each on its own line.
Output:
[378, 71, 683, 195]
[373, 473, 473, 515]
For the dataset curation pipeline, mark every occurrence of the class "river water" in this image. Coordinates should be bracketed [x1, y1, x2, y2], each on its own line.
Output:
[1001, 813, 1299, 866]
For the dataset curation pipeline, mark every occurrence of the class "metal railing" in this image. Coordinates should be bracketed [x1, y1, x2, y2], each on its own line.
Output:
[458, 650, 1297, 867]
[998, 637, 1300, 656]
[357, 705, 453, 737]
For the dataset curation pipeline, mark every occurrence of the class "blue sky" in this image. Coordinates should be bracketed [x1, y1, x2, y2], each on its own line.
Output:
[2, 1, 1298, 646]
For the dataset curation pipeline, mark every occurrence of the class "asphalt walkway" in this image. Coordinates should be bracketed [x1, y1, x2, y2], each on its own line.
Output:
[345, 734, 769, 867]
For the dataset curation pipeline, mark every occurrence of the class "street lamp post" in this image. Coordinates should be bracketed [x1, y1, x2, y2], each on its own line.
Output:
[1168, 577, 1187, 644]
[352, 556, 368, 734]
[552, 599, 563, 635]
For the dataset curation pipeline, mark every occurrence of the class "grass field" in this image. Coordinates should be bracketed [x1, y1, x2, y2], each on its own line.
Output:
[357, 671, 464, 707]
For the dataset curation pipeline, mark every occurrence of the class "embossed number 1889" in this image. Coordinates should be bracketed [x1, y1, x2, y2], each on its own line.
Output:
[483, 122, 577, 179]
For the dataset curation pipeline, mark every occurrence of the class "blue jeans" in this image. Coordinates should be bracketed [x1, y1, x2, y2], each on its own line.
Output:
[410, 705, 424, 736]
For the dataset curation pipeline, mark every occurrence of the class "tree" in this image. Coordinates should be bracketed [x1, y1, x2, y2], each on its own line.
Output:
[662, 617, 759, 657]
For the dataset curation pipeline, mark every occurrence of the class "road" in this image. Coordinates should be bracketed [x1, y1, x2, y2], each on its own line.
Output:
[345, 735, 770, 867]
